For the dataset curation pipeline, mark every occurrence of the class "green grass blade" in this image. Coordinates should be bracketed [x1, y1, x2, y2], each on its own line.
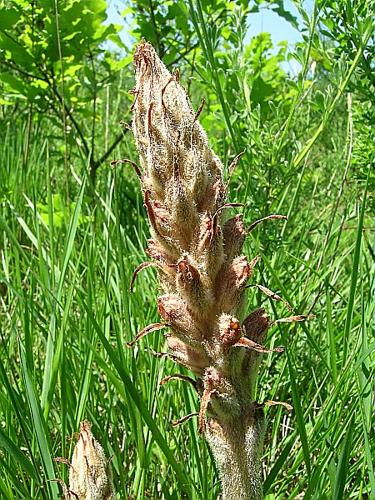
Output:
[282, 327, 311, 476]
[41, 178, 86, 415]
[0, 428, 38, 481]
[332, 416, 354, 500]
[264, 434, 296, 493]
[18, 340, 59, 499]
[342, 174, 368, 363]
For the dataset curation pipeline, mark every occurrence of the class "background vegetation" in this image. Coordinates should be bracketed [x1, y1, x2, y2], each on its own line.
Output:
[0, 0, 373, 498]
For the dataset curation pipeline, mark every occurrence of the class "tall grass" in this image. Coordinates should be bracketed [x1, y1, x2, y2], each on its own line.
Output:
[0, 3, 373, 499]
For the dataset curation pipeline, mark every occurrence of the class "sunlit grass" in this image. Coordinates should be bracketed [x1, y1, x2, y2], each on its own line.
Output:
[0, 2, 373, 497]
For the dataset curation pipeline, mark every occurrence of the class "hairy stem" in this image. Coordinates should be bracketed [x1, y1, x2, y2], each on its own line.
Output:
[206, 405, 264, 500]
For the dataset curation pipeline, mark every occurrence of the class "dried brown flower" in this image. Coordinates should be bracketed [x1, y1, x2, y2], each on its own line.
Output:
[67, 421, 114, 500]
[127, 41, 308, 500]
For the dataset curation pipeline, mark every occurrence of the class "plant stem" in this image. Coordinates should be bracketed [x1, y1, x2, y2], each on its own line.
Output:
[206, 405, 265, 500]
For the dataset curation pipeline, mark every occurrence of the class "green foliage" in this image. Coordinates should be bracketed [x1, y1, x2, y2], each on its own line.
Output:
[0, 0, 130, 182]
[318, 0, 374, 100]
[0, 0, 374, 498]
[0, 0, 124, 105]
[36, 193, 90, 228]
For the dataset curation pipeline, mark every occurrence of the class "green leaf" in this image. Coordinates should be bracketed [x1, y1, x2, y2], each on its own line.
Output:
[342, 175, 368, 363]
[332, 416, 354, 500]
[272, 1, 299, 29]
[283, 338, 311, 476]
[0, 72, 27, 94]
[0, 33, 34, 66]
[0, 8, 20, 30]
[19, 341, 59, 499]
[0, 428, 38, 481]
[251, 77, 275, 104]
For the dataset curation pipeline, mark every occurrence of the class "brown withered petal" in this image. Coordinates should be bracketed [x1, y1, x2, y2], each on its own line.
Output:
[256, 284, 282, 300]
[222, 214, 247, 262]
[110, 158, 142, 178]
[232, 255, 253, 288]
[130, 261, 162, 292]
[146, 239, 170, 262]
[276, 314, 315, 323]
[253, 284, 293, 311]
[215, 255, 254, 313]
[152, 199, 170, 223]
[265, 400, 293, 412]
[146, 238, 178, 264]
[227, 150, 245, 180]
[157, 294, 202, 340]
[194, 214, 225, 280]
[218, 314, 242, 345]
[247, 214, 288, 233]
[177, 256, 200, 282]
[213, 203, 245, 221]
[143, 190, 163, 237]
[198, 387, 213, 434]
[166, 336, 211, 376]
[127, 322, 168, 348]
[176, 256, 210, 314]
[193, 98, 205, 122]
[243, 307, 271, 343]
[160, 373, 198, 390]
[234, 337, 284, 354]
[171, 412, 199, 427]
[198, 367, 223, 433]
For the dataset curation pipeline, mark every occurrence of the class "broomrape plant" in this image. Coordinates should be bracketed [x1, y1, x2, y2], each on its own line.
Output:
[65, 421, 114, 500]
[126, 42, 311, 500]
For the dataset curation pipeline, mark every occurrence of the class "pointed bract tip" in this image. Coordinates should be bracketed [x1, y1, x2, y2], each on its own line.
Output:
[133, 40, 156, 69]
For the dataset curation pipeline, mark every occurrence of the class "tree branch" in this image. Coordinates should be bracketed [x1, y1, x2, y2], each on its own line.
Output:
[92, 129, 128, 171]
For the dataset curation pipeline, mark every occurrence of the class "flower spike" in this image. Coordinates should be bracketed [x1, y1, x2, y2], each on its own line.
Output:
[128, 41, 312, 500]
